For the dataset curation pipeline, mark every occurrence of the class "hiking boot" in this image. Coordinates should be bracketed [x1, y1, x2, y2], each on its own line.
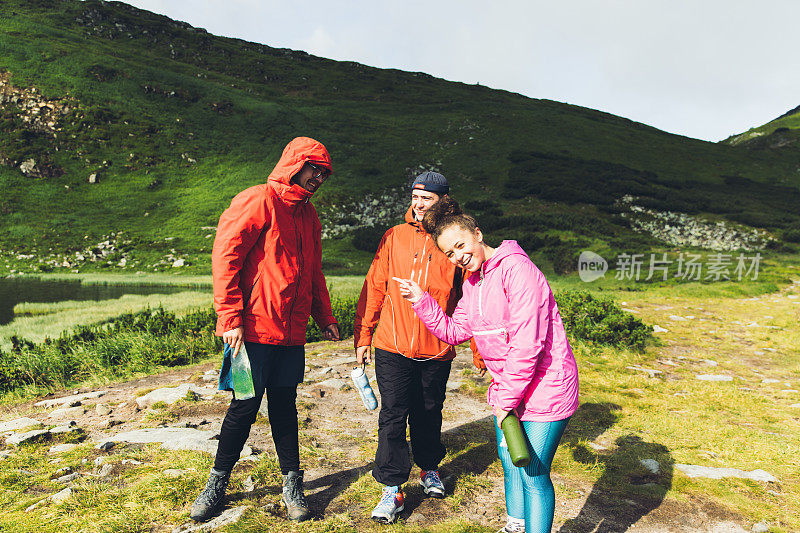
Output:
[419, 469, 445, 498]
[370, 485, 405, 524]
[281, 470, 311, 522]
[189, 468, 230, 522]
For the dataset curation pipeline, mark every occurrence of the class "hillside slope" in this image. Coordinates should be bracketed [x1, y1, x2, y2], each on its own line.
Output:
[1, 0, 799, 274]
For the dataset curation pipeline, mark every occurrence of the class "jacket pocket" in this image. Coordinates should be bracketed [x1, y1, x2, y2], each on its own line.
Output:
[472, 327, 508, 363]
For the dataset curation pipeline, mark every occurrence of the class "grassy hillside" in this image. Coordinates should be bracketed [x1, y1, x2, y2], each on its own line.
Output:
[1, 0, 799, 275]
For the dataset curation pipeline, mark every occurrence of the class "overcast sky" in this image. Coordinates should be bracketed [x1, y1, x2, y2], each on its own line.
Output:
[125, 0, 800, 142]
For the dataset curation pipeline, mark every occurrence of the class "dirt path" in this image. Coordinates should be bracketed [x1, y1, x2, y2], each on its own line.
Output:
[2, 333, 761, 532]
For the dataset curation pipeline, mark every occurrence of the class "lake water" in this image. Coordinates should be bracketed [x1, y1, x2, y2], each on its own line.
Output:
[0, 278, 188, 325]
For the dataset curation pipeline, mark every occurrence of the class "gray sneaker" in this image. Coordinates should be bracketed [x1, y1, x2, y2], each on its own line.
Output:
[282, 470, 311, 522]
[189, 468, 230, 522]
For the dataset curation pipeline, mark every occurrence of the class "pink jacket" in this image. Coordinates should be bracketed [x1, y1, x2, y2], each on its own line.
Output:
[412, 240, 579, 422]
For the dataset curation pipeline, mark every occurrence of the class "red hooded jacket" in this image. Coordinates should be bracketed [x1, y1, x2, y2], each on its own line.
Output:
[212, 137, 336, 345]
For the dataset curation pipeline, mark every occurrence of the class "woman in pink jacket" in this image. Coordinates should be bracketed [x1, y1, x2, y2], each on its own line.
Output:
[395, 196, 579, 533]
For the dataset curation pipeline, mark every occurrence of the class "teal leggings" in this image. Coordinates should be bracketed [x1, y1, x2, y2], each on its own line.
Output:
[494, 416, 570, 533]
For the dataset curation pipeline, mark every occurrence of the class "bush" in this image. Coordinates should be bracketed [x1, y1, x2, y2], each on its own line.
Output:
[306, 296, 358, 342]
[555, 291, 653, 350]
[783, 229, 800, 243]
[352, 225, 389, 254]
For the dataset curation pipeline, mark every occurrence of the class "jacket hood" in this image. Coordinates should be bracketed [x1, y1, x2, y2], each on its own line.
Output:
[481, 240, 528, 275]
[404, 206, 421, 227]
[267, 137, 332, 206]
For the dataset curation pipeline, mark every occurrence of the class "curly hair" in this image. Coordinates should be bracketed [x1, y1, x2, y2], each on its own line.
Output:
[422, 195, 478, 245]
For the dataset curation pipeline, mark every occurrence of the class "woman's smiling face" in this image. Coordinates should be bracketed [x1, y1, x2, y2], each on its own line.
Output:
[436, 223, 486, 272]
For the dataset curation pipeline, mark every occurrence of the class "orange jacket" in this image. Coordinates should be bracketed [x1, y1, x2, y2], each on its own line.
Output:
[354, 207, 465, 360]
[212, 137, 336, 345]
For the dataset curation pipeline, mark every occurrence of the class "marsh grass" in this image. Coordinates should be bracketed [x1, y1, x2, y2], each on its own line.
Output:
[2, 291, 210, 349]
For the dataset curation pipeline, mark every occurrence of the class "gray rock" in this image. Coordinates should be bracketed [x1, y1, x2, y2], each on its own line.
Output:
[446, 380, 463, 391]
[325, 356, 355, 367]
[97, 463, 113, 477]
[761, 378, 780, 384]
[406, 512, 426, 524]
[162, 468, 185, 478]
[652, 325, 668, 333]
[676, 464, 778, 482]
[626, 365, 663, 378]
[50, 487, 73, 504]
[696, 374, 734, 382]
[102, 428, 251, 457]
[309, 367, 333, 380]
[95, 441, 115, 451]
[171, 505, 248, 532]
[57, 472, 80, 483]
[135, 383, 216, 409]
[48, 443, 77, 455]
[0, 417, 42, 432]
[710, 522, 748, 533]
[50, 422, 82, 435]
[318, 378, 349, 390]
[35, 391, 107, 408]
[95, 403, 112, 416]
[6, 429, 50, 446]
[48, 406, 85, 419]
[751, 521, 769, 533]
[640, 458, 660, 474]
[702, 359, 719, 367]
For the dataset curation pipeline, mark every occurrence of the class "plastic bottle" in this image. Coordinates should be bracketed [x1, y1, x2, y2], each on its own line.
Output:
[229, 343, 255, 400]
[351, 365, 378, 410]
[501, 413, 531, 467]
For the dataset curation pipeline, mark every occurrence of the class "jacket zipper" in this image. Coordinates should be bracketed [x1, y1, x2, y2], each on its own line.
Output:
[288, 206, 304, 341]
[478, 267, 485, 316]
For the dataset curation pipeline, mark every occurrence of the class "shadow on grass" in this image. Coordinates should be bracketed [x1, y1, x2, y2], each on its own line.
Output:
[402, 415, 497, 517]
[558, 402, 674, 532]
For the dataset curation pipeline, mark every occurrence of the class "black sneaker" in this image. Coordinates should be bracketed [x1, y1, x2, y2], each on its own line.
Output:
[189, 468, 230, 522]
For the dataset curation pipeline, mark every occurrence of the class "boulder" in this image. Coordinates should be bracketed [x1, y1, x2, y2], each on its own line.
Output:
[6, 429, 50, 446]
[0, 417, 42, 432]
[99, 427, 251, 457]
[135, 384, 216, 409]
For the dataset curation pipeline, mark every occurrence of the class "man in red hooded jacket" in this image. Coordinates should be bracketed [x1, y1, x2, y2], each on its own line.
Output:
[190, 137, 339, 523]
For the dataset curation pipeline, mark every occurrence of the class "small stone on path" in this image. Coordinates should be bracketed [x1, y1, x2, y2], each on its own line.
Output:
[48, 406, 85, 419]
[95, 403, 112, 416]
[318, 378, 349, 390]
[696, 374, 733, 382]
[48, 443, 77, 455]
[171, 506, 248, 532]
[626, 365, 663, 378]
[640, 459, 660, 474]
[653, 325, 668, 333]
[676, 464, 778, 482]
[35, 391, 106, 408]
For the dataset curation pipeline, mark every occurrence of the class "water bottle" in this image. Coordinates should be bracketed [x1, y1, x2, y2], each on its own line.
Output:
[351, 365, 378, 411]
[501, 413, 531, 467]
[229, 343, 255, 401]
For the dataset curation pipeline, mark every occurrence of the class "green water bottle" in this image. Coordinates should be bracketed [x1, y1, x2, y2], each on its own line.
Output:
[501, 413, 531, 467]
[229, 343, 255, 400]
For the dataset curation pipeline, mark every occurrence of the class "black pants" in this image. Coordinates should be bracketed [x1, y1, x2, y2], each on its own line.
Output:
[373, 348, 452, 487]
[214, 386, 300, 474]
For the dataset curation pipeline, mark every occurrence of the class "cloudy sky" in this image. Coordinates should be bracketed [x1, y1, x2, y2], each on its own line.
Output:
[125, 0, 800, 142]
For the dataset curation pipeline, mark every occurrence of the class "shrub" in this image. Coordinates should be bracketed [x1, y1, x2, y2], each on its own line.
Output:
[352, 225, 389, 254]
[783, 229, 800, 243]
[306, 296, 358, 342]
[555, 291, 653, 350]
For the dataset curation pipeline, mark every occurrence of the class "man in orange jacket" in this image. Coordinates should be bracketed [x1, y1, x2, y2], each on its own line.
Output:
[190, 137, 339, 523]
[355, 171, 466, 523]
